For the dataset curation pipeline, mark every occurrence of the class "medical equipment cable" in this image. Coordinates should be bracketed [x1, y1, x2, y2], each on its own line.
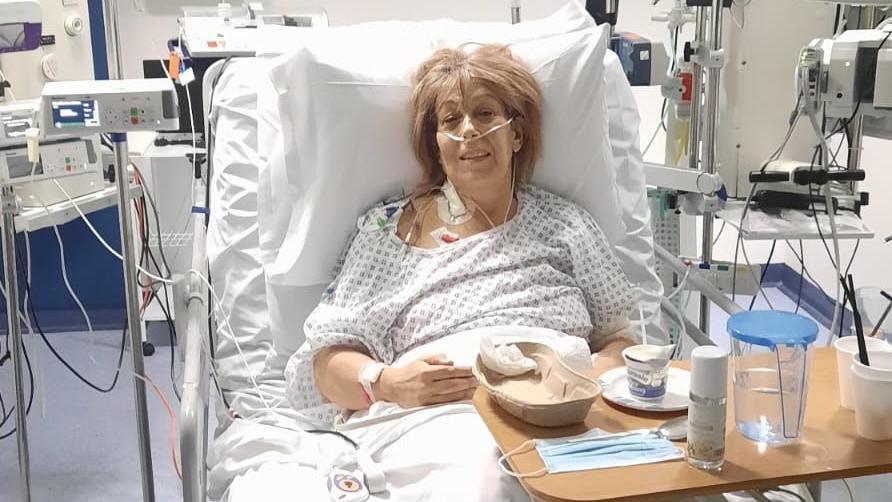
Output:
[15, 218, 129, 393]
[132, 165, 173, 281]
[0, 343, 34, 441]
[795, 241, 805, 313]
[804, 143, 843, 344]
[747, 240, 776, 310]
[784, 235, 859, 320]
[137, 220, 180, 401]
[761, 488, 808, 502]
[52, 226, 94, 333]
[841, 478, 855, 502]
[783, 239, 855, 306]
[739, 238, 775, 310]
[130, 175, 183, 400]
[187, 268, 278, 411]
[643, 26, 676, 157]
[712, 221, 726, 245]
[199, 57, 238, 413]
[730, 92, 803, 304]
[50, 179, 173, 284]
[24, 189, 136, 382]
[13, 233, 182, 477]
[16, 248, 128, 394]
[0, 341, 34, 431]
[0, 68, 16, 102]
[142, 286, 181, 401]
[666, 261, 692, 301]
[305, 429, 359, 449]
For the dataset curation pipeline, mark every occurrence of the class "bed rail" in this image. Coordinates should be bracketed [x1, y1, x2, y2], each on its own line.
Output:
[655, 243, 744, 347]
[180, 207, 210, 502]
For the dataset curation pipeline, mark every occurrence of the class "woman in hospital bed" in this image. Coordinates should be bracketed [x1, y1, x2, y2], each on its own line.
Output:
[283, 44, 636, 501]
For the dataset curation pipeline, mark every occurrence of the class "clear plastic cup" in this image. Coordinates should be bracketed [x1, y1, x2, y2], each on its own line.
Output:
[728, 311, 818, 444]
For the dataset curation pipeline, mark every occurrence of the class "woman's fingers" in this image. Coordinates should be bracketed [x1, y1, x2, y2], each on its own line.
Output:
[420, 353, 453, 366]
[425, 387, 478, 405]
[430, 375, 477, 396]
[424, 365, 473, 381]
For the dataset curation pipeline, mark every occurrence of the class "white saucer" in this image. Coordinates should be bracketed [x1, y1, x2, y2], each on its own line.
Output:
[597, 367, 691, 412]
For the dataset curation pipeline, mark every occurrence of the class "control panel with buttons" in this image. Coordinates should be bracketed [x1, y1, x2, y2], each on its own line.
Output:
[40, 78, 179, 134]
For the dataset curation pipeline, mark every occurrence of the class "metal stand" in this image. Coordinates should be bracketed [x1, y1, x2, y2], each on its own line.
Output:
[109, 133, 157, 502]
[697, 1, 725, 333]
[2, 185, 31, 501]
[101, 0, 157, 498]
[845, 6, 878, 195]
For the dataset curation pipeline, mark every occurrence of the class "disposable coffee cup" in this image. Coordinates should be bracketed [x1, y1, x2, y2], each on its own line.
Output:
[622, 345, 671, 400]
[834, 337, 891, 410]
[850, 351, 892, 441]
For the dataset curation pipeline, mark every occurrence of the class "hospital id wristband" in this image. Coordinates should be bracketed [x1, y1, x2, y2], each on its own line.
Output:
[358, 362, 386, 404]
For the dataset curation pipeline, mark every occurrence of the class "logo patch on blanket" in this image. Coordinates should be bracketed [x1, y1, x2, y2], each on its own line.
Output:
[329, 473, 362, 493]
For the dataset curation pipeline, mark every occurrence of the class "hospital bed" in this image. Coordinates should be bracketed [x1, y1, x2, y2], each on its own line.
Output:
[177, 3, 739, 501]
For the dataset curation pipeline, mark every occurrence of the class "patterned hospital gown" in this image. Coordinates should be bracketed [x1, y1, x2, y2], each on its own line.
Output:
[284, 184, 635, 424]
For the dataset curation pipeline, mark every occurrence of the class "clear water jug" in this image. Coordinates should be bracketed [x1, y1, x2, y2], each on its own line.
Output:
[727, 311, 818, 444]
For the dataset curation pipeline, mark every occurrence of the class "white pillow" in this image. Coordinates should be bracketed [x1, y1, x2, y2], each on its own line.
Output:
[262, 2, 624, 286]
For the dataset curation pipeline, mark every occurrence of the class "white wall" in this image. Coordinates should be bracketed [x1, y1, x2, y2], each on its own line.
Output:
[115, 0, 580, 79]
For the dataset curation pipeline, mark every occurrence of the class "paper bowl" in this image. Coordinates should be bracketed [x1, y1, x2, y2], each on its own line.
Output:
[473, 342, 601, 427]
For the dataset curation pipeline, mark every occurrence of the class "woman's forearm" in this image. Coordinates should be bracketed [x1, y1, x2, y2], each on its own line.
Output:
[313, 346, 376, 411]
[591, 327, 635, 377]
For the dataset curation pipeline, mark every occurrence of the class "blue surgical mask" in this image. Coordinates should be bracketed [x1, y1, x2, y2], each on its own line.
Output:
[498, 429, 684, 478]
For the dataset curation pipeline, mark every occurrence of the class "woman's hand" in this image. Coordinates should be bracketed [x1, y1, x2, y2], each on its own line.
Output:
[374, 354, 478, 408]
[592, 337, 634, 378]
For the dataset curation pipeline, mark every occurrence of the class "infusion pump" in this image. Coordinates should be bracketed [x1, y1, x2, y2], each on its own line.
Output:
[0, 99, 103, 202]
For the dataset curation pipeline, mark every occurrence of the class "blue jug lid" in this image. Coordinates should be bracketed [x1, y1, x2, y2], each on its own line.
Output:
[727, 311, 818, 347]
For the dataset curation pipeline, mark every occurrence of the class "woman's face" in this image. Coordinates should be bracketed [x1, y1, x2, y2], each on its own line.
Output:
[434, 84, 522, 189]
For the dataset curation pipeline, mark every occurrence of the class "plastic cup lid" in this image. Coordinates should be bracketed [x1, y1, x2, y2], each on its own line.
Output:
[727, 310, 818, 347]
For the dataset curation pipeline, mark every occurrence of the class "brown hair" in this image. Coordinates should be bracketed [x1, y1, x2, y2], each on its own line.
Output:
[410, 44, 542, 188]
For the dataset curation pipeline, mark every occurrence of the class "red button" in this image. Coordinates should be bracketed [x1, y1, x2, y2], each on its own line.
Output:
[65, 165, 71, 171]
[131, 117, 139, 125]
[208, 40, 218, 48]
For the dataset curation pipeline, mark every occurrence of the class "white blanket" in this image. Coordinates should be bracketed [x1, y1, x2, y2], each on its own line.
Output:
[211, 327, 588, 501]
[214, 404, 530, 502]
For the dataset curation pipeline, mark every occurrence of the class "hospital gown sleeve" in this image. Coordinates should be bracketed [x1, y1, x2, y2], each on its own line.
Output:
[566, 206, 637, 349]
[284, 219, 398, 424]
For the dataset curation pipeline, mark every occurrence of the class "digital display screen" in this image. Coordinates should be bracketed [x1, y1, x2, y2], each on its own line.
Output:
[2, 119, 29, 139]
[51, 100, 100, 129]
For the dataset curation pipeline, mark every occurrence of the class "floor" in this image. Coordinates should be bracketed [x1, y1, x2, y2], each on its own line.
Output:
[1, 288, 890, 502]
[0, 329, 184, 502]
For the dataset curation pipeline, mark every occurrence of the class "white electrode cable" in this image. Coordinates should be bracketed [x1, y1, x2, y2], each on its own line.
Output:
[187, 268, 276, 410]
[0, 68, 16, 102]
[739, 240, 775, 310]
[52, 226, 94, 333]
[50, 179, 173, 284]
[799, 61, 843, 344]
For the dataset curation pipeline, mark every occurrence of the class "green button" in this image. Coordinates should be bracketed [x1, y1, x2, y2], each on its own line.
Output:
[65, 157, 70, 163]
[130, 107, 139, 115]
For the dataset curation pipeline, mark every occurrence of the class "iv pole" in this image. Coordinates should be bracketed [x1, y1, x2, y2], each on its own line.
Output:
[101, 1, 157, 501]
